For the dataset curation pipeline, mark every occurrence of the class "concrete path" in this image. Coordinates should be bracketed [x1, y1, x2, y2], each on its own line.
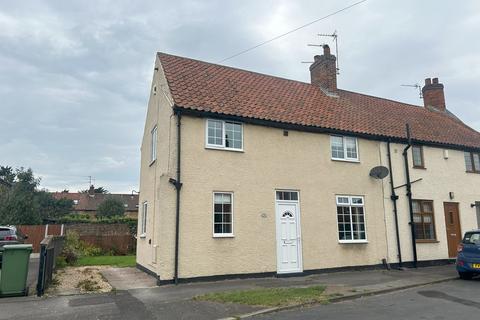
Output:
[101, 267, 157, 290]
[0, 264, 459, 320]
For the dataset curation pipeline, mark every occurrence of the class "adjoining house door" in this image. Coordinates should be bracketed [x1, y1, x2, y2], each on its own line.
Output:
[443, 202, 462, 258]
[275, 191, 302, 274]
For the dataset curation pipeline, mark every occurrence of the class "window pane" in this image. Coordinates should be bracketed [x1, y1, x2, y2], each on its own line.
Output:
[412, 201, 420, 214]
[223, 223, 232, 234]
[422, 201, 433, 213]
[351, 197, 363, 205]
[474, 154, 480, 172]
[331, 136, 345, 159]
[222, 193, 232, 204]
[337, 196, 349, 204]
[412, 146, 423, 167]
[225, 122, 242, 149]
[465, 152, 474, 171]
[214, 224, 223, 234]
[345, 137, 357, 159]
[207, 120, 223, 146]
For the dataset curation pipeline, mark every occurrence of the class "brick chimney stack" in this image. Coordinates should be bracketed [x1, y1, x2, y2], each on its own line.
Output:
[422, 77, 446, 112]
[310, 45, 337, 93]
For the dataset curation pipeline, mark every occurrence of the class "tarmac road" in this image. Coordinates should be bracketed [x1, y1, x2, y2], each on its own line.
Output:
[253, 278, 480, 320]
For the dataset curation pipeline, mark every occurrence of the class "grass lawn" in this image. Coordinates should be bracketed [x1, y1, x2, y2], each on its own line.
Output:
[194, 286, 331, 307]
[75, 255, 136, 268]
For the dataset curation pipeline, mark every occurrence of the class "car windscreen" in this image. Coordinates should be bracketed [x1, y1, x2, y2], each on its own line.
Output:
[463, 232, 480, 245]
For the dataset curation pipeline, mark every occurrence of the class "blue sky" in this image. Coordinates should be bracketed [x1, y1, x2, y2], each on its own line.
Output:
[1, 0, 479, 192]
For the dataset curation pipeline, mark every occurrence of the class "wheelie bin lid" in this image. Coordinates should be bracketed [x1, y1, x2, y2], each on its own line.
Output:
[2, 244, 32, 251]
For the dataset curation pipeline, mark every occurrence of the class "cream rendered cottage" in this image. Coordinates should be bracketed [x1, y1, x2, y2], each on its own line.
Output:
[136, 45, 480, 284]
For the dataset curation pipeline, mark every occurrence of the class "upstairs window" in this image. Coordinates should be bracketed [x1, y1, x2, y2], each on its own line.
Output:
[465, 151, 480, 173]
[412, 146, 425, 168]
[331, 136, 359, 161]
[336, 195, 366, 242]
[413, 200, 436, 241]
[150, 126, 157, 163]
[206, 119, 243, 150]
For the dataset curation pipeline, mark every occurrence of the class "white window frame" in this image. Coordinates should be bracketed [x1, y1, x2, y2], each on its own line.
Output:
[212, 192, 234, 238]
[336, 195, 368, 243]
[140, 201, 147, 237]
[205, 119, 244, 152]
[330, 135, 359, 162]
[150, 126, 158, 164]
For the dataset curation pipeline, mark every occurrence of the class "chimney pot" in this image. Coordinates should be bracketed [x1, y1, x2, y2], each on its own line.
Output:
[425, 78, 432, 85]
[323, 44, 331, 56]
[432, 77, 439, 84]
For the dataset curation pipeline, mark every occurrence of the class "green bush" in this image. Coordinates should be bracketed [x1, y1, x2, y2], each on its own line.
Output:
[57, 215, 137, 237]
[61, 231, 102, 265]
[55, 256, 67, 269]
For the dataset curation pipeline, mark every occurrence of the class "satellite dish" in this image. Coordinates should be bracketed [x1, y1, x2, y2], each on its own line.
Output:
[369, 166, 389, 179]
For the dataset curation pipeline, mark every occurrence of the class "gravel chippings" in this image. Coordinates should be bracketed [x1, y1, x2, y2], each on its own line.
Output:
[47, 266, 113, 296]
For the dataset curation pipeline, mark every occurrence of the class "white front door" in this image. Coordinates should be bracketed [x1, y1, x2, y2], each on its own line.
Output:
[275, 192, 302, 274]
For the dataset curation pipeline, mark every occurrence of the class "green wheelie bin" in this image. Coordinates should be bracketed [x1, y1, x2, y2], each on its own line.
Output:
[0, 244, 32, 297]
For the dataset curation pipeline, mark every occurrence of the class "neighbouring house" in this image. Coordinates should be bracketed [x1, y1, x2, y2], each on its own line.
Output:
[52, 186, 140, 219]
[137, 46, 480, 284]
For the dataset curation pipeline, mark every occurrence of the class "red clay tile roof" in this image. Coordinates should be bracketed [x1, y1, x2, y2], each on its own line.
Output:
[158, 52, 480, 149]
[51, 192, 139, 212]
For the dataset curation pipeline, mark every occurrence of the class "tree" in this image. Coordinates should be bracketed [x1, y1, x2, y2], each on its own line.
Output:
[0, 166, 15, 185]
[96, 198, 125, 218]
[79, 186, 109, 194]
[0, 167, 74, 225]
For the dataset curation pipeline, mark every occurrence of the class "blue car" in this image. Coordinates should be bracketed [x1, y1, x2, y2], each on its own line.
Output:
[456, 229, 480, 280]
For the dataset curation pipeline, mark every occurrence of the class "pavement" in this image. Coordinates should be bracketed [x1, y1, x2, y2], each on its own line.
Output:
[26, 257, 39, 295]
[0, 264, 459, 319]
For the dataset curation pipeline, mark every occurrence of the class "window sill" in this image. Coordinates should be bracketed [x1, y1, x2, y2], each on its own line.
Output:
[416, 239, 439, 243]
[205, 145, 244, 153]
[213, 234, 235, 238]
[466, 170, 480, 174]
[139, 233, 147, 239]
[339, 240, 368, 244]
[413, 166, 426, 170]
[149, 159, 156, 167]
[331, 158, 360, 163]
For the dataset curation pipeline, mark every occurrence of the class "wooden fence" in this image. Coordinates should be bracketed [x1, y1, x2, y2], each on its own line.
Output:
[17, 224, 135, 254]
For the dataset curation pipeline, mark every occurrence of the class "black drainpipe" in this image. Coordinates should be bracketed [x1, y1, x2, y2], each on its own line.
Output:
[387, 141, 403, 268]
[402, 124, 418, 268]
[169, 110, 183, 284]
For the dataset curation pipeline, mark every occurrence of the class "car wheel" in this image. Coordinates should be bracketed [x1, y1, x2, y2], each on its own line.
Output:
[459, 272, 473, 280]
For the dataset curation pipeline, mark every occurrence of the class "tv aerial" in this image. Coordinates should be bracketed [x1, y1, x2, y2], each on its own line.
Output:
[302, 31, 340, 74]
[401, 83, 423, 99]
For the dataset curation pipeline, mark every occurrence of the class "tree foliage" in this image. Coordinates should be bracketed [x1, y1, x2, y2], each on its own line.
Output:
[96, 198, 125, 218]
[0, 166, 74, 225]
[79, 186, 109, 194]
